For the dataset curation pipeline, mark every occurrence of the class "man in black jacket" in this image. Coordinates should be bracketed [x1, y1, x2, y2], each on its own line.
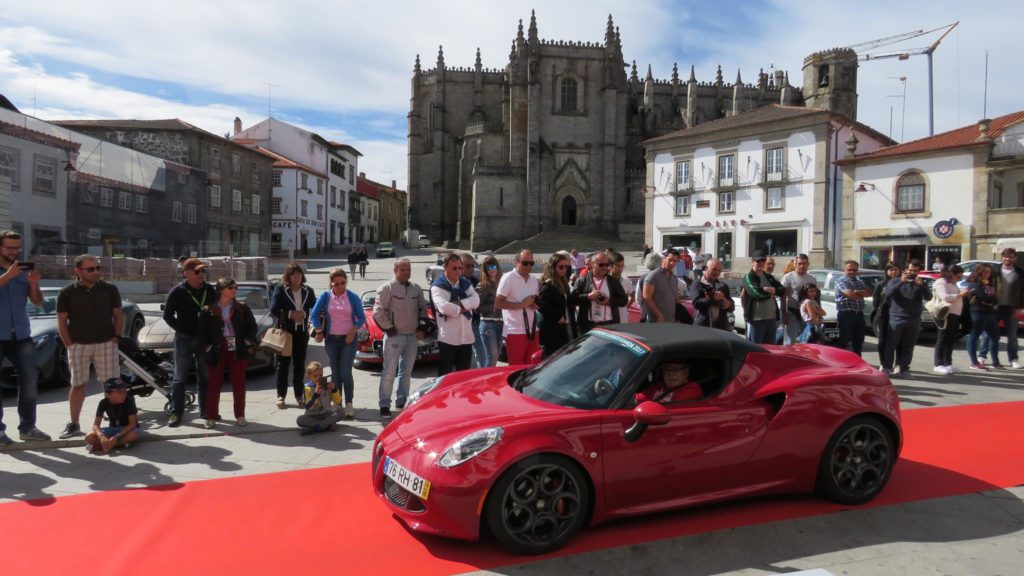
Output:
[571, 252, 627, 333]
[163, 258, 217, 427]
[992, 248, 1024, 369]
[689, 259, 734, 331]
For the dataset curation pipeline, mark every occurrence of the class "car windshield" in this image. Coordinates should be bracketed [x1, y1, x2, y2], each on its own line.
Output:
[236, 285, 269, 310]
[515, 330, 650, 410]
[26, 289, 59, 317]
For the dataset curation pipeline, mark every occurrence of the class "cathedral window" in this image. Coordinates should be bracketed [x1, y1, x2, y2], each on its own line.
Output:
[895, 172, 925, 213]
[560, 77, 578, 113]
[818, 64, 830, 87]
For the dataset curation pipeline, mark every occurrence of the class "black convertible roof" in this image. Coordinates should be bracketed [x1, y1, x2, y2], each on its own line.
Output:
[606, 323, 766, 359]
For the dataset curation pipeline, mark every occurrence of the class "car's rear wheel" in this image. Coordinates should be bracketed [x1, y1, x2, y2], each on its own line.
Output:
[130, 315, 145, 341]
[485, 454, 590, 555]
[817, 416, 895, 505]
[49, 341, 71, 386]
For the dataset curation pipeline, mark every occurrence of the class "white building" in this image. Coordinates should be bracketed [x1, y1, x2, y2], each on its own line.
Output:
[327, 142, 361, 245]
[644, 105, 891, 270]
[251, 147, 326, 256]
[838, 111, 1024, 268]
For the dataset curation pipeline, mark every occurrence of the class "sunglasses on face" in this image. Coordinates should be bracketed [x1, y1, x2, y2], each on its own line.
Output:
[519, 261, 535, 266]
[595, 262, 610, 268]
[486, 265, 498, 270]
[192, 268, 207, 274]
[82, 266, 101, 272]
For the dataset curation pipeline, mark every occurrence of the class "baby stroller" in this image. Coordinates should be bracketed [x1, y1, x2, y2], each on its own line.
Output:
[117, 338, 194, 415]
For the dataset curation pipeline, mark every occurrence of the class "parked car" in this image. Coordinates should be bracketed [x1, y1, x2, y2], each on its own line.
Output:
[354, 290, 439, 369]
[136, 281, 278, 372]
[811, 268, 887, 335]
[732, 296, 840, 343]
[417, 234, 431, 248]
[376, 242, 395, 258]
[1, 287, 145, 388]
[372, 324, 902, 554]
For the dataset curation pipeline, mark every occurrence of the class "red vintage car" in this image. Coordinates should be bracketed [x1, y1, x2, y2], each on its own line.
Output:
[372, 324, 901, 554]
[354, 290, 440, 368]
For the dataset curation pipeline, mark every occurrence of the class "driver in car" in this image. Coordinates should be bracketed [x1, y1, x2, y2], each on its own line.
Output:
[635, 361, 703, 404]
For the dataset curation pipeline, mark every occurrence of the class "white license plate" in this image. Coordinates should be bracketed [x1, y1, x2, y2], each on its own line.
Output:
[384, 456, 431, 500]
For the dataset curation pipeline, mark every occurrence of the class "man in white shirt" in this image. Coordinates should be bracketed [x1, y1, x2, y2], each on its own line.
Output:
[496, 249, 540, 365]
[430, 253, 480, 375]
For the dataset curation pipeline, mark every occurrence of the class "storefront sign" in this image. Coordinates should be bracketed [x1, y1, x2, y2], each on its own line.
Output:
[933, 218, 958, 240]
[695, 200, 711, 209]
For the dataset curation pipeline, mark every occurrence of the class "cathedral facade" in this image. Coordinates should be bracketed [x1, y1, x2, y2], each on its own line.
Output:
[408, 11, 858, 251]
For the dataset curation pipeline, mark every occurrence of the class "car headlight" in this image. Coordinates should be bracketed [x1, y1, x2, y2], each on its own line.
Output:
[437, 427, 503, 468]
[32, 334, 51, 349]
[356, 328, 370, 343]
[407, 376, 444, 407]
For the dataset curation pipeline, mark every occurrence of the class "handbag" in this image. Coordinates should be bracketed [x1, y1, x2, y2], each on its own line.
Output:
[260, 327, 293, 356]
[924, 291, 951, 329]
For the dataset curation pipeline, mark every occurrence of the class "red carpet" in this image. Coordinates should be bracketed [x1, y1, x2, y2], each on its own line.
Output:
[2, 401, 1023, 575]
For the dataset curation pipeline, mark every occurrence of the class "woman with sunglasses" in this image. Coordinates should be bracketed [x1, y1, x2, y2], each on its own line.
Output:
[537, 253, 578, 358]
[474, 256, 503, 367]
[198, 277, 258, 429]
[311, 268, 366, 411]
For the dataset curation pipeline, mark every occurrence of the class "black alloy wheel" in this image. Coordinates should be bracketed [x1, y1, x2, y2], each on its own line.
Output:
[817, 416, 895, 505]
[50, 341, 72, 386]
[485, 455, 590, 555]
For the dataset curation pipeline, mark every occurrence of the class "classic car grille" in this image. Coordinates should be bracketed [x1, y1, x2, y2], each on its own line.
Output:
[383, 477, 425, 512]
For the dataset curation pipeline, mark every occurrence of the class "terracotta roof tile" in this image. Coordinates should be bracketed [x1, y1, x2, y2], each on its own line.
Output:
[645, 105, 828, 144]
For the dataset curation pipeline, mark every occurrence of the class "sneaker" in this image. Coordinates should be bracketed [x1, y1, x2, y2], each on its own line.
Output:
[235, 417, 247, 427]
[932, 366, 949, 375]
[991, 363, 1004, 369]
[0, 431, 12, 446]
[1011, 361, 1022, 369]
[295, 395, 304, 408]
[969, 362, 989, 371]
[344, 403, 355, 420]
[276, 397, 286, 409]
[380, 407, 392, 419]
[20, 427, 52, 441]
[58, 422, 82, 439]
[944, 365, 956, 374]
[203, 419, 216, 429]
[395, 400, 405, 410]
[897, 370, 911, 379]
[85, 443, 95, 453]
[168, 414, 183, 428]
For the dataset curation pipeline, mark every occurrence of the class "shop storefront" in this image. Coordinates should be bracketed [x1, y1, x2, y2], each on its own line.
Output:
[748, 229, 798, 258]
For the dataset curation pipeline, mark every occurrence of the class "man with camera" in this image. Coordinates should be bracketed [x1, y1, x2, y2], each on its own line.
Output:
[572, 252, 627, 334]
[882, 259, 932, 378]
[0, 230, 51, 445]
[689, 258, 734, 331]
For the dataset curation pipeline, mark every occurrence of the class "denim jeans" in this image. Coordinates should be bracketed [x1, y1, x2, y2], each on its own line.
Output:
[883, 316, 922, 372]
[994, 305, 1020, 364]
[0, 338, 37, 433]
[745, 319, 777, 344]
[324, 335, 358, 404]
[967, 310, 999, 365]
[837, 310, 866, 356]
[378, 333, 418, 408]
[477, 320, 503, 368]
[172, 334, 208, 417]
[798, 322, 822, 344]
[784, 312, 805, 345]
[470, 318, 485, 368]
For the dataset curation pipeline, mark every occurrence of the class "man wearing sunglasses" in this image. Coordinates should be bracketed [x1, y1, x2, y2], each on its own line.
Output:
[55, 254, 123, 439]
[163, 258, 217, 427]
[496, 249, 541, 365]
[572, 252, 627, 333]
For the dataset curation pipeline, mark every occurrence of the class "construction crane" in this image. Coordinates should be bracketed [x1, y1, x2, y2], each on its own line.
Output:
[850, 22, 959, 136]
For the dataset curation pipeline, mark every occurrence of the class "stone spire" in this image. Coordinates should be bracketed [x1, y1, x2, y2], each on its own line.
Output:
[715, 65, 723, 85]
[735, 69, 742, 86]
[688, 64, 697, 83]
[436, 45, 444, 69]
[605, 14, 615, 45]
[528, 9, 538, 42]
[643, 64, 655, 108]
[645, 64, 654, 82]
[615, 26, 621, 45]
[475, 47, 482, 70]
[516, 19, 524, 42]
[672, 63, 679, 85]
[630, 60, 639, 82]
[414, 54, 420, 74]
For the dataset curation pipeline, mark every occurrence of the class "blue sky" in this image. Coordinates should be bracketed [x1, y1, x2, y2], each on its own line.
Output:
[1, 0, 1018, 190]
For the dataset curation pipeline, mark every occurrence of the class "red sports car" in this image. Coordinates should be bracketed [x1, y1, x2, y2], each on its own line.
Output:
[371, 324, 902, 554]
[355, 290, 440, 368]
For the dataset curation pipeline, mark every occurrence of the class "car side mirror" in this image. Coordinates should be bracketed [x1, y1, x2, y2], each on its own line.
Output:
[624, 401, 670, 443]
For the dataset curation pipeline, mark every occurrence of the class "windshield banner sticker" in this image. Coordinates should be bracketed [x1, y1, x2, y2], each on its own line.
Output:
[593, 329, 651, 356]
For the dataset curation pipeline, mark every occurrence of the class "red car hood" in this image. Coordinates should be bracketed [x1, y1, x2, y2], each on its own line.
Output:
[390, 367, 566, 451]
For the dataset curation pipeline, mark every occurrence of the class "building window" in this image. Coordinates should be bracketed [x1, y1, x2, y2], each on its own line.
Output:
[718, 191, 734, 213]
[172, 201, 183, 222]
[674, 194, 690, 216]
[134, 194, 148, 213]
[118, 191, 132, 211]
[300, 173, 308, 190]
[750, 229, 798, 257]
[251, 163, 260, 182]
[675, 160, 690, 190]
[232, 189, 242, 212]
[211, 148, 221, 169]
[718, 155, 734, 187]
[100, 187, 113, 207]
[301, 199, 308, 217]
[895, 172, 925, 212]
[990, 181, 1024, 209]
[818, 64, 830, 87]
[210, 185, 221, 208]
[272, 197, 282, 214]
[766, 186, 783, 210]
[331, 158, 345, 177]
[316, 179, 323, 195]
[187, 203, 197, 224]
[272, 170, 282, 186]
[251, 193, 260, 215]
[33, 155, 56, 195]
[349, 170, 354, 185]
[316, 205, 323, 220]
[0, 146, 19, 190]
[499, 187, 504, 207]
[330, 186, 337, 207]
[560, 77, 578, 113]
[765, 147, 783, 182]
[231, 154, 241, 175]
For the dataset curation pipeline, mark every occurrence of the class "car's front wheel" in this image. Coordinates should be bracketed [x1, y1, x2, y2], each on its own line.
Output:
[817, 416, 895, 505]
[49, 341, 72, 386]
[485, 454, 590, 555]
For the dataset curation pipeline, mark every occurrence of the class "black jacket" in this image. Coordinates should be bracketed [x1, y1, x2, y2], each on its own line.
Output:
[688, 277, 734, 330]
[537, 281, 578, 357]
[163, 281, 217, 337]
[197, 300, 259, 366]
[993, 264, 1024, 309]
[270, 284, 316, 333]
[570, 273, 627, 333]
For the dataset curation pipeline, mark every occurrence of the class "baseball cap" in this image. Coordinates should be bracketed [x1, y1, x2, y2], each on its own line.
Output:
[104, 377, 128, 392]
[182, 258, 208, 272]
[751, 250, 767, 261]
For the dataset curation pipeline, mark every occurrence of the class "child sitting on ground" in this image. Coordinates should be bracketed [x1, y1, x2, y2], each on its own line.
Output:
[798, 284, 826, 344]
[85, 377, 141, 453]
[297, 361, 343, 435]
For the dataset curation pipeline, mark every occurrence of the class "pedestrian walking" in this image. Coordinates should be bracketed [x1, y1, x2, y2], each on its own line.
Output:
[688, 258, 734, 331]
[163, 257, 217, 427]
[55, 254, 123, 439]
[991, 248, 1023, 369]
[347, 247, 359, 276]
[0, 229, 51, 445]
[537, 253, 577, 358]
[270, 263, 316, 409]
[198, 277, 258, 429]
[881, 260, 931, 378]
[474, 256, 503, 367]
[311, 268, 366, 413]
[358, 247, 369, 279]
[834, 260, 872, 357]
[431, 253, 480, 375]
[781, 254, 815, 344]
[872, 263, 901, 366]
[742, 251, 783, 344]
[496, 250, 541, 365]
[373, 258, 429, 418]
[932, 264, 967, 374]
[571, 251, 627, 333]
[965, 263, 1000, 371]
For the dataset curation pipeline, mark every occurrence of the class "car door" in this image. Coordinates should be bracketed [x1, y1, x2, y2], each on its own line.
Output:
[600, 398, 772, 516]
